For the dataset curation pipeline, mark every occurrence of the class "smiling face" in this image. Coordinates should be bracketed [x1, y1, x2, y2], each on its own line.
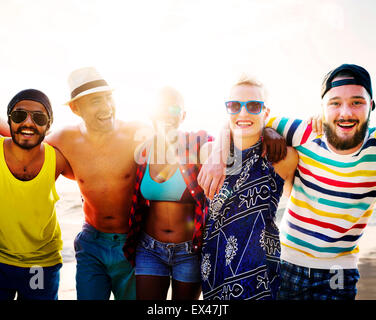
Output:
[151, 87, 185, 135]
[71, 91, 115, 132]
[322, 76, 373, 154]
[228, 84, 269, 150]
[9, 100, 49, 150]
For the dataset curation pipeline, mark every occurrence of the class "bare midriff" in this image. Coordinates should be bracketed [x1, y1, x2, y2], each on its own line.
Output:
[143, 201, 196, 243]
[80, 177, 135, 234]
[45, 120, 142, 234]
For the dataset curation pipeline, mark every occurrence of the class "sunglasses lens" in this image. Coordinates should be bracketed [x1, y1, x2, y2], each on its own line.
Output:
[168, 106, 182, 116]
[246, 101, 262, 114]
[10, 110, 48, 126]
[10, 110, 28, 123]
[32, 113, 48, 126]
[225, 101, 241, 114]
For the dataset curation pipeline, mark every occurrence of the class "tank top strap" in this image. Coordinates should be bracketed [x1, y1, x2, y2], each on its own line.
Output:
[43, 142, 56, 180]
[0, 137, 6, 172]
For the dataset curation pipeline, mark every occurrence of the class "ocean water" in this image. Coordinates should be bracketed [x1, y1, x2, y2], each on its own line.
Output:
[56, 176, 80, 194]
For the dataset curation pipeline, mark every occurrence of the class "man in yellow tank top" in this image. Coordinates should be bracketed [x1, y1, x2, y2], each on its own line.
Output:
[0, 89, 73, 300]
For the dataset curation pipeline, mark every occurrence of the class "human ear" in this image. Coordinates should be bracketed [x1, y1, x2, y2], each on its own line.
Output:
[263, 106, 270, 121]
[69, 101, 81, 116]
[181, 110, 186, 122]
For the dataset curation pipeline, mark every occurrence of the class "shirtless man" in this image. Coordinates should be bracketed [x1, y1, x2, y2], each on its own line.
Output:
[46, 67, 148, 300]
[0, 89, 73, 300]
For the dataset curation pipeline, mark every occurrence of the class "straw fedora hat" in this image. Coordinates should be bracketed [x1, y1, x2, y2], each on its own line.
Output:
[65, 67, 113, 105]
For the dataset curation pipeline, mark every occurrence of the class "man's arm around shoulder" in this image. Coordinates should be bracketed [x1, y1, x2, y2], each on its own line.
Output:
[45, 125, 78, 150]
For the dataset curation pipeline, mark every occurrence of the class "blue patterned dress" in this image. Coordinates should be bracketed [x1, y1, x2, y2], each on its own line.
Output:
[201, 140, 284, 300]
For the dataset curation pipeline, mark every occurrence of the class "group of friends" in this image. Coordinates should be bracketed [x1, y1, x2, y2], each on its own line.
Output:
[0, 63, 374, 300]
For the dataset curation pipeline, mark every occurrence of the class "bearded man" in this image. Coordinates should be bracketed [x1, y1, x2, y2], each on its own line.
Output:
[266, 64, 376, 300]
[198, 64, 376, 300]
[0, 89, 73, 300]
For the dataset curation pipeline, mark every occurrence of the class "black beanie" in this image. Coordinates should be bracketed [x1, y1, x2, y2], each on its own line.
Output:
[7, 89, 53, 124]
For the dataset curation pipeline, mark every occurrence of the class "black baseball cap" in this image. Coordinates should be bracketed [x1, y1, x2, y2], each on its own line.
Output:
[321, 64, 375, 111]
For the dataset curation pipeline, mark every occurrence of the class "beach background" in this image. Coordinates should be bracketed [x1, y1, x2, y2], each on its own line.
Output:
[55, 178, 376, 300]
[0, 0, 374, 301]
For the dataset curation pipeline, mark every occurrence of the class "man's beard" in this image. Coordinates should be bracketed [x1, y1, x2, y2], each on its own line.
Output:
[323, 119, 369, 151]
[10, 126, 46, 150]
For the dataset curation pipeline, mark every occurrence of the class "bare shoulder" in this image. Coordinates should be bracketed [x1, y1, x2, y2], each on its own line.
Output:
[53, 146, 66, 166]
[116, 119, 153, 147]
[116, 119, 151, 134]
[53, 145, 74, 179]
[45, 124, 81, 148]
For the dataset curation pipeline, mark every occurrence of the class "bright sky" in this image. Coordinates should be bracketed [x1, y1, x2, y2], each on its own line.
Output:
[1, 0, 375, 138]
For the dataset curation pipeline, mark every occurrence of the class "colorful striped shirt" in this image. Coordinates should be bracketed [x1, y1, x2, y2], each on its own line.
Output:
[267, 117, 376, 269]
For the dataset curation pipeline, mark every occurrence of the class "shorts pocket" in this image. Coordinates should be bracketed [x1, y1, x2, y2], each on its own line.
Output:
[73, 232, 83, 251]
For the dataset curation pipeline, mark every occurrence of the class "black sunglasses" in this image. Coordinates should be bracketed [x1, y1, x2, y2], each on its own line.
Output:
[9, 110, 49, 126]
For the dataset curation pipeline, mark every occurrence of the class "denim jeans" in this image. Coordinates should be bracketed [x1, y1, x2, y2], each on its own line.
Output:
[0, 262, 62, 300]
[135, 232, 201, 283]
[74, 223, 136, 300]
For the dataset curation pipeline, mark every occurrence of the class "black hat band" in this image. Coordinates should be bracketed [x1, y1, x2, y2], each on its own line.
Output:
[71, 79, 109, 100]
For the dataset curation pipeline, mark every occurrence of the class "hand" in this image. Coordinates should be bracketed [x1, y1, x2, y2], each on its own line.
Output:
[309, 114, 323, 135]
[261, 127, 287, 163]
[0, 117, 10, 137]
[198, 152, 226, 200]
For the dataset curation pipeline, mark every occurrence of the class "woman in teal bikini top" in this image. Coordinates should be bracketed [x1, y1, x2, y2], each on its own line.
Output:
[133, 87, 204, 300]
[140, 144, 195, 202]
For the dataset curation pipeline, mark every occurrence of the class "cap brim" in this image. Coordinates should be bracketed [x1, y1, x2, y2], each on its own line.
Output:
[64, 86, 114, 105]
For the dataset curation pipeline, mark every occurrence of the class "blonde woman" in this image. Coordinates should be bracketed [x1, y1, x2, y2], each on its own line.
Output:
[200, 76, 298, 300]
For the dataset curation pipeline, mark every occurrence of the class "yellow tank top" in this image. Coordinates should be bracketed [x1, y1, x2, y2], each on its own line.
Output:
[0, 137, 62, 267]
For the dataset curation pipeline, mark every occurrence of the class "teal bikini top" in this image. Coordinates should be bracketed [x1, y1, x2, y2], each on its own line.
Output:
[140, 149, 194, 202]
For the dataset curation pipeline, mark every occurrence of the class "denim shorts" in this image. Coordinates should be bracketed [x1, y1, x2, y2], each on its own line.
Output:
[135, 232, 200, 283]
[74, 223, 136, 300]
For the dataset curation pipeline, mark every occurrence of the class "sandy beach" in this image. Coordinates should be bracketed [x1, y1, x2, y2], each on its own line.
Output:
[354, 225, 376, 300]
[55, 181, 83, 300]
[55, 180, 376, 300]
